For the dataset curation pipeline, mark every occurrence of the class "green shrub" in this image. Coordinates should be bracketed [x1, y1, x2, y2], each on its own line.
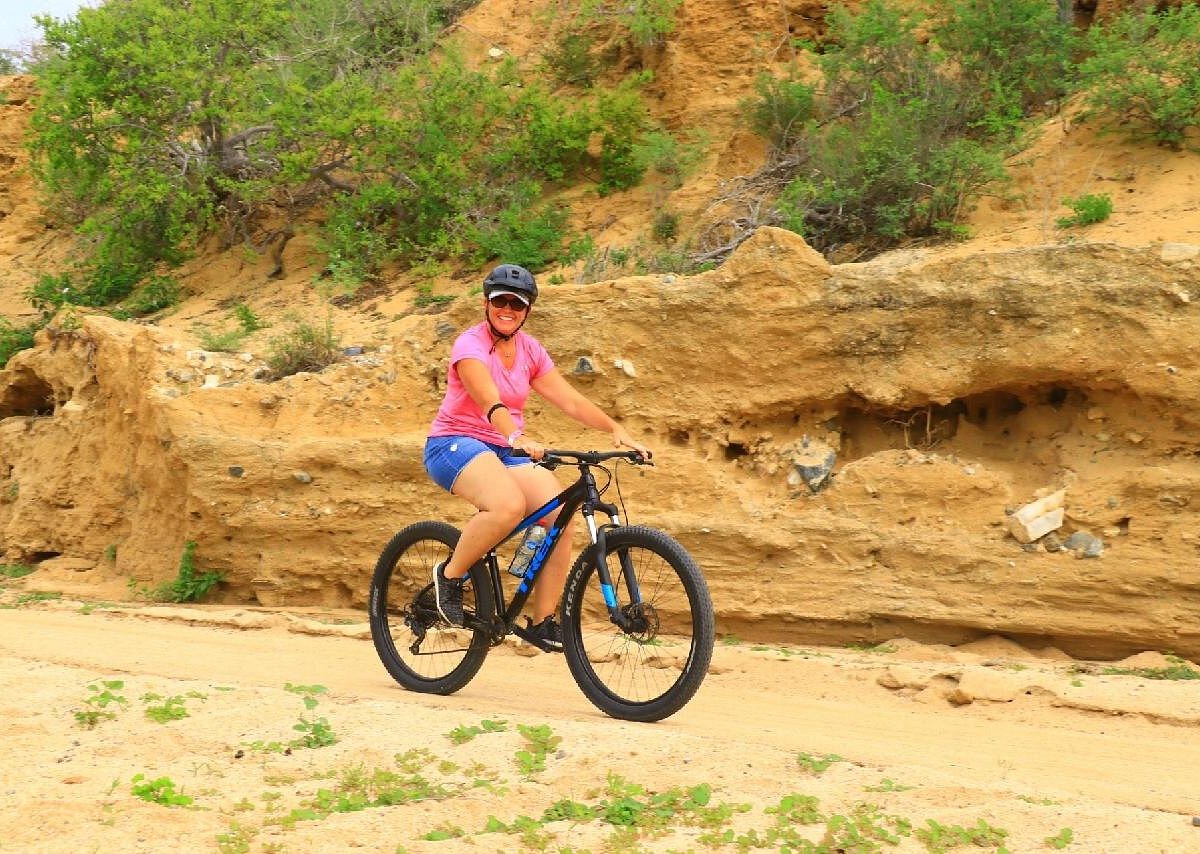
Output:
[471, 196, 572, 271]
[595, 77, 658, 195]
[232, 302, 264, 333]
[636, 129, 708, 189]
[1057, 192, 1113, 228]
[579, 0, 682, 47]
[742, 69, 817, 150]
[266, 315, 342, 379]
[0, 317, 40, 368]
[318, 180, 403, 285]
[934, 0, 1074, 140]
[776, 89, 1008, 254]
[155, 541, 223, 603]
[732, 0, 1017, 258]
[23, 0, 681, 291]
[194, 302, 266, 352]
[652, 210, 679, 242]
[542, 32, 600, 88]
[113, 275, 181, 319]
[1077, 2, 1200, 150]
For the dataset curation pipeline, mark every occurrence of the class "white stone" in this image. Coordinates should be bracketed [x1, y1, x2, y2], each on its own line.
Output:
[1007, 489, 1066, 543]
[614, 359, 637, 377]
[1160, 243, 1200, 263]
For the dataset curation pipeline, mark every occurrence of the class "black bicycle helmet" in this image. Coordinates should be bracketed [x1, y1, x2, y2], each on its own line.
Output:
[482, 263, 538, 307]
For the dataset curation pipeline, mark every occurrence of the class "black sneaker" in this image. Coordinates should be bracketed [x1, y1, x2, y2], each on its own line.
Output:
[528, 615, 563, 652]
[433, 560, 465, 626]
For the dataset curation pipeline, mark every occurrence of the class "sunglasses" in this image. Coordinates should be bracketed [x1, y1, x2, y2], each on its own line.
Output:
[488, 294, 528, 311]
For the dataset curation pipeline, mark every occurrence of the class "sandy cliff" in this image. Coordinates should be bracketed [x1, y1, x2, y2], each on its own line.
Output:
[3, 0, 1200, 660]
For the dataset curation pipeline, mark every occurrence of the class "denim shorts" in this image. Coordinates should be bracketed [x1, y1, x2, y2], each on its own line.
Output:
[423, 435, 532, 493]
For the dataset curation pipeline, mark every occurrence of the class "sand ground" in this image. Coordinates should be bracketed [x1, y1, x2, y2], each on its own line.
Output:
[1, 595, 1198, 853]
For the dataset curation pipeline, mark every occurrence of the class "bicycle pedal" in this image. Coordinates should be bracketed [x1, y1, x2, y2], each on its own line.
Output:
[511, 619, 560, 653]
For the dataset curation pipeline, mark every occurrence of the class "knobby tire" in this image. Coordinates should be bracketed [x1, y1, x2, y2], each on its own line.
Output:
[561, 525, 714, 722]
[368, 520, 493, 695]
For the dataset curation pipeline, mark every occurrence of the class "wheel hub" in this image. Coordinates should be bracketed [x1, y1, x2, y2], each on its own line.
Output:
[620, 602, 660, 642]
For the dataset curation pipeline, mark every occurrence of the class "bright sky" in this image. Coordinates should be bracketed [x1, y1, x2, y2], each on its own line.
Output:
[1, 0, 95, 54]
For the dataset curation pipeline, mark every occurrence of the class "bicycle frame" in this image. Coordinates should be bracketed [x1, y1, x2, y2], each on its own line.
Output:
[471, 454, 643, 642]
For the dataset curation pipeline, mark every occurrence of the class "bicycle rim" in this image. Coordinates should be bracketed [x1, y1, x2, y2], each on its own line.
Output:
[368, 521, 491, 695]
[562, 525, 714, 721]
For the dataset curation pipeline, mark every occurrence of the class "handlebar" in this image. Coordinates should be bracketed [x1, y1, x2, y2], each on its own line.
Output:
[513, 448, 653, 466]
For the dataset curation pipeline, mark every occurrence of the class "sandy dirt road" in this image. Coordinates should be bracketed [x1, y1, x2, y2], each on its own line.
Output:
[1, 603, 1198, 852]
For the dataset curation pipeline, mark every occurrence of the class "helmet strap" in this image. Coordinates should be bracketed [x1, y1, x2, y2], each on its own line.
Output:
[485, 311, 527, 352]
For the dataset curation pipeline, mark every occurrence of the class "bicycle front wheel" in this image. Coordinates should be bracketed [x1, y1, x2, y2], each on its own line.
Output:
[561, 525, 714, 722]
[368, 521, 493, 695]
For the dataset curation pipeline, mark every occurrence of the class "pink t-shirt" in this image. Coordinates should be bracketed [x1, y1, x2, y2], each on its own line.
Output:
[429, 322, 555, 444]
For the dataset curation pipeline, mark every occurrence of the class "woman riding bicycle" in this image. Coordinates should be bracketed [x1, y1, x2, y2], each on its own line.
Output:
[423, 263, 651, 650]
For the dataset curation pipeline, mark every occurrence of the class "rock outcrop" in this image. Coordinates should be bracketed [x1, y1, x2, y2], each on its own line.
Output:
[5, 228, 1200, 659]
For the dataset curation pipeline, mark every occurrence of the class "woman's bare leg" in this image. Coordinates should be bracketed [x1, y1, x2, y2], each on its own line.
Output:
[442, 453, 525, 579]
[508, 464, 573, 622]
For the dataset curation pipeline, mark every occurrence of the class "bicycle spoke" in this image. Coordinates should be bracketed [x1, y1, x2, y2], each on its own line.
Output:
[564, 526, 714, 720]
[368, 521, 492, 694]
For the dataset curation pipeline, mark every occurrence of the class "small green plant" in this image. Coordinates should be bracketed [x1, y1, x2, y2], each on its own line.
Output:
[1046, 827, 1074, 848]
[915, 817, 1009, 852]
[286, 683, 337, 748]
[130, 773, 194, 807]
[446, 719, 507, 745]
[0, 316, 41, 368]
[74, 680, 128, 728]
[13, 590, 62, 606]
[113, 275, 180, 318]
[1101, 653, 1200, 681]
[195, 325, 247, 353]
[231, 302, 264, 333]
[142, 691, 204, 723]
[652, 210, 679, 242]
[153, 540, 223, 603]
[102, 544, 117, 563]
[1018, 794, 1060, 805]
[765, 792, 822, 825]
[515, 723, 561, 776]
[265, 315, 341, 379]
[543, 32, 600, 87]
[0, 563, 34, 579]
[847, 641, 898, 654]
[194, 303, 266, 352]
[422, 823, 466, 841]
[796, 752, 843, 775]
[215, 821, 256, 853]
[864, 777, 914, 792]
[1056, 193, 1113, 229]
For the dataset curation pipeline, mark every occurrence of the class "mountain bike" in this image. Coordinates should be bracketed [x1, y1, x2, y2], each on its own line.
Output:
[368, 449, 715, 722]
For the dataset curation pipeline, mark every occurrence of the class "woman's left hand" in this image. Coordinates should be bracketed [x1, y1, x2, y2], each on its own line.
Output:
[612, 426, 652, 460]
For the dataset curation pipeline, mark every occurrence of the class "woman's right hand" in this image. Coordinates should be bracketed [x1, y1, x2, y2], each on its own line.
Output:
[514, 435, 546, 461]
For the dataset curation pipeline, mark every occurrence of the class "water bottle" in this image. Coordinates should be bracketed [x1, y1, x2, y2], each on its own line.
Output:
[508, 524, 547, 577]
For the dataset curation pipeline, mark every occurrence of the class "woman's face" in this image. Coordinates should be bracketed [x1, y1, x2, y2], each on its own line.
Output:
[485, 293, 529, 336]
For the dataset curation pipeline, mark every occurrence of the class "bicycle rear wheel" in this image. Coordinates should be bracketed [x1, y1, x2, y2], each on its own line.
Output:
[561, 525, 714, 722]
[368, 521, 494, 695]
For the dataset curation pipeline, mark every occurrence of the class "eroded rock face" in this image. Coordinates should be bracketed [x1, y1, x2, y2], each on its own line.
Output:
[3, 229, 1200, 658]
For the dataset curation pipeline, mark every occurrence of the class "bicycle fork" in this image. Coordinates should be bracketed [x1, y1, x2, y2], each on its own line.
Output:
[585, 500, 647, 634]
